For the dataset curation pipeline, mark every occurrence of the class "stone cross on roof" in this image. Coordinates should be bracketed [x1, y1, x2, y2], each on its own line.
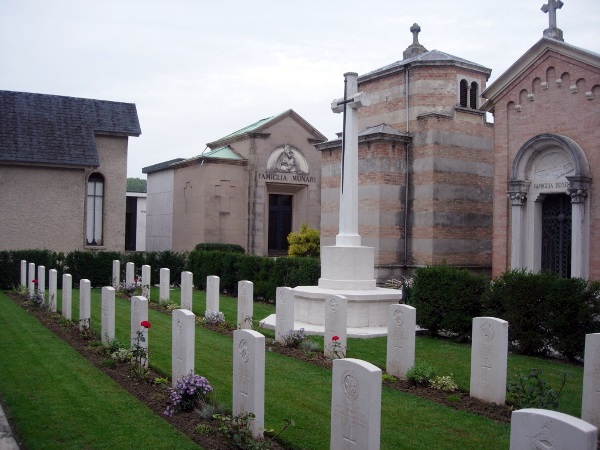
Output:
[410, 23, 421, 45]
[541, 0, 564, 41]
[403, 23, 428, 59]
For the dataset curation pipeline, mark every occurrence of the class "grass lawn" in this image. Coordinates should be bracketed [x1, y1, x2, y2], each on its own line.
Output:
[1, 284, 586, 449]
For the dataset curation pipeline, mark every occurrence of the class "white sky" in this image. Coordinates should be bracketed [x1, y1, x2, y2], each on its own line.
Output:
[1, 0, 599, 178]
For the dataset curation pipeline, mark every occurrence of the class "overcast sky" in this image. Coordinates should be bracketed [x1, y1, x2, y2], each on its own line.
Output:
[2, 0, 599, 178]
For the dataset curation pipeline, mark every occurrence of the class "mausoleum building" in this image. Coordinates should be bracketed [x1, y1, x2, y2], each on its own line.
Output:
[0, 90, 141, 252]
[482, 7, 600, 279]
[143, 109, 325, 255]
[318, 25, 495, 279]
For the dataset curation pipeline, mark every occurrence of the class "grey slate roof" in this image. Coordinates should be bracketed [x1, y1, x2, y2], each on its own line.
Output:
[0, 90, 141, 167]
[359, 49, 492, 82]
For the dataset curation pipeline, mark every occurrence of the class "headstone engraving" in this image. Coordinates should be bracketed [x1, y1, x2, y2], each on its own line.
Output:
[112, 260, 120, 289]
[237, 281, 254, 329]
[510, 409, 597, 450]
[62, 274, 72, 320]
[28, 262, 35, 299]
[233, 329, 265, 438]
[101, 286, 116, 346]
[20, 260, 27, 287]
[206, 275, 220, 313]
[582, 333, 600, 429]
[324, 295, 347, 359]
[48, 269, 57, 313]
[386, 304, 416, 378]
[275, 287, 295, 344]
[131, 296, 149, 368]
[331, 358, 381, 450]
[470, 317, 508, 404]
[172, 309, 196, 387]
[159, 268, 170, 304]
[37, 265, 46, 305]
[181, 271, 193, 311]
[126, 262, 135, 286]
[79, 279, 91, 331]
[141, 265, 151, 300]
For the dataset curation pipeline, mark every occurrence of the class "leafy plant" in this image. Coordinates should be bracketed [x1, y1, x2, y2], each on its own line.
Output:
[406, 361, 436, 386]
[506, 368, 567, 410]
[287, 224, 320, 258]
[213, 412, 296, 450]
[430, 375, 458, 392]
[382, 374, 397, 383]
[299, 339, 320, 352]
[164, 373, 213, 417]
[278, 328, 307, 348]
[203, 310, 225, 325]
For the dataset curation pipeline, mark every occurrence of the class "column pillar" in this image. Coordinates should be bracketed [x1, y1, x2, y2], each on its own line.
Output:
[567, 176, 591, 279]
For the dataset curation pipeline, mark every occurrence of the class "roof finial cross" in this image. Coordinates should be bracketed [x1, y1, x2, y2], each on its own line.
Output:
[541, 0, 564, 41]
[410, 23, 421, 45]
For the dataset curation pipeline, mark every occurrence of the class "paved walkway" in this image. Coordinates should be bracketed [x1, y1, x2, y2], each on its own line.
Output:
[0, 403, 19, 450]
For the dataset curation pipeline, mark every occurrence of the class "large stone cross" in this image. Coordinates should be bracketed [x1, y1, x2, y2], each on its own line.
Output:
[331, 72, 370, 246]
[215, 180, 235, 214]
[541, 0, 564, 40]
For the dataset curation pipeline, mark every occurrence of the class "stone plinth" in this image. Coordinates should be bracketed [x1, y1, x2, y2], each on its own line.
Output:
[319, 246, 376, 290]
[260, 285, 402, 337]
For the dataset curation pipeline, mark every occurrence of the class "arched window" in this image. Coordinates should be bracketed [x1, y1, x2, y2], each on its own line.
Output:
[459, 80, 468, 107]
[86, 173, 104, 245]
[470, 82, 479, 109]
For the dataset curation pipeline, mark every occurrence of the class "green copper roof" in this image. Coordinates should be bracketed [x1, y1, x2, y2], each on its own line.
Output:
[201, 146, 245, 160]
[216, 115, 275, 141]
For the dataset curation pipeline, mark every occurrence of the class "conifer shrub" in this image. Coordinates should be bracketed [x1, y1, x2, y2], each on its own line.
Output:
[410, 264, 487, 341]
[287, 224, 320, 258]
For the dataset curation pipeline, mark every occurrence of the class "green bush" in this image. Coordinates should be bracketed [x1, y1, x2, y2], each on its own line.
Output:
[506, 368, 567, 409]
[483, 270, 600, 360]
[406, 361, 436, 386]
[194, 243, 245, 253]
[287, 224, 320, 258]
[0, 250, 65, 289]
[410, 265, 487, 341]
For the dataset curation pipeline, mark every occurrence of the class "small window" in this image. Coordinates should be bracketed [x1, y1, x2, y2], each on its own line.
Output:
[459, 79, 468, 107]
[470, 82, 479, 109]
[86, 173, 104, 245]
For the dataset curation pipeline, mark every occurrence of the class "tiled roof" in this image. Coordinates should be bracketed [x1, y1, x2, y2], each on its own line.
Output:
[0, 90, 141, 167]
[359, 49, 491, 82]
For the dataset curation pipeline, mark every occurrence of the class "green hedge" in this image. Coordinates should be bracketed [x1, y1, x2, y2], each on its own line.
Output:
[410, 265, 488, 341]
[0, 250, 65, 289]
[188, 250, 320, 302]
[483, 270, 600, 360]
[194, 243, 245, 253]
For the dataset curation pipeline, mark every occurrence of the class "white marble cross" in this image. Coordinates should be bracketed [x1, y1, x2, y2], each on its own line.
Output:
[541, 0, 563, 29]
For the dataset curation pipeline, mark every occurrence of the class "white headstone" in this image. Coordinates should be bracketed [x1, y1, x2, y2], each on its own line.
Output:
[79, 279, 91, 331]
[510, 409, 598, 450]
[237, 281, 254, 330]
[331, 358, 381, 450]
[112, 260, 120, 289]
[37, 265, 46, 305]
[159, 268, 170, 304]
[206, 275, 220, 313]
[126, 262, 135, 286]
[470, 317, 508, 404]
[275, 287, 295, 344]
[324, 295, 347, 359]
[172, 309, 196, 387]
[181, 271, 193, 311]
[62, 274, 72, 320]
[582, 333, 600, 429]
[233, 329, 265, 438]
[131, 296, 149, 368]
[48, 269, 57, 313]
[141, 265, 151, 300]
[386, 304, 416, 379]
[20, 260, 26, 287]
[28, 262, 35, 299]
[101, 286, 116, 346]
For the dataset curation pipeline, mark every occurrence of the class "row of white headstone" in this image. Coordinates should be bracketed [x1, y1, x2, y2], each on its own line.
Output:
[19, 260, 600, 448]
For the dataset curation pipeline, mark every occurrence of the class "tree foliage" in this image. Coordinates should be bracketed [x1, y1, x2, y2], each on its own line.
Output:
[127, 178, 147, 193]
[287, 224, 320, 258]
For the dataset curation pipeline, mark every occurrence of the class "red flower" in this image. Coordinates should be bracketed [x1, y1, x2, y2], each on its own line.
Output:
[32, 279, 38, 285]
[134, 277, 138, 283]
[332, 335, 339, 341]
[141, 320, 151, 329]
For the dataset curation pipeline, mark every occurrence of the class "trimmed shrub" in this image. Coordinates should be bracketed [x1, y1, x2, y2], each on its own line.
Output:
[483, 270, 600, 360]
[194, 243, 245, 253]
[0, 249, 63, 289]
[287, 224, 320, 258]
[65, 251, 121, 287]
[410, 265, 487, 341]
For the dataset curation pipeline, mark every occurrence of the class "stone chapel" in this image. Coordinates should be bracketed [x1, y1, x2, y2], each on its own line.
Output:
[143, 109, 325, 255]
[318, 24, 495, 280]
[482, 3, 600, 280]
